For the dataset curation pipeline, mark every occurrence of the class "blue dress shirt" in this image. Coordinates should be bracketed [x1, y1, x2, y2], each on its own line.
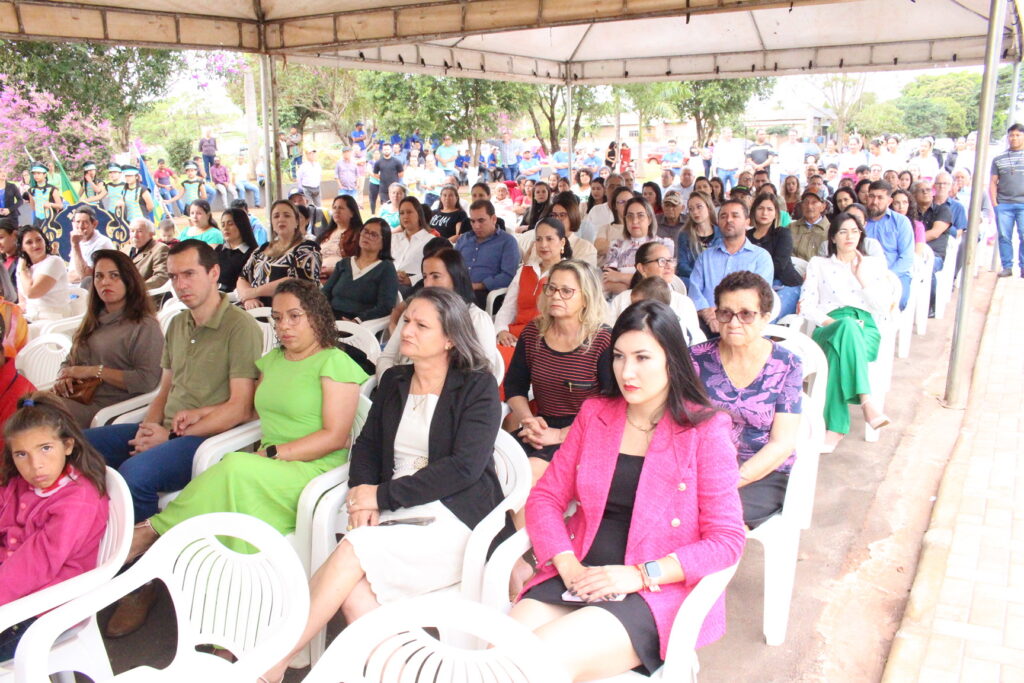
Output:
[864, 209, 914, 276]
[688, 237, 775, 310]
[455, 229, 520, 291]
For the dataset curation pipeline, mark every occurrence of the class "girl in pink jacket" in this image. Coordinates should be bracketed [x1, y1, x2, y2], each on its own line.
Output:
[512, 300, 745, 680]
[0, 393, 109, 660]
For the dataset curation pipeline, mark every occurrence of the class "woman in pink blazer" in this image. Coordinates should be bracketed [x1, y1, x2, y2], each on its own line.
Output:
[512, 299, 745, 680]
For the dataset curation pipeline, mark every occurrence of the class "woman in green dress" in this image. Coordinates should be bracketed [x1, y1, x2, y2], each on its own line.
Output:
[119, 166, 154, 223]
[126, 278, 367, 559]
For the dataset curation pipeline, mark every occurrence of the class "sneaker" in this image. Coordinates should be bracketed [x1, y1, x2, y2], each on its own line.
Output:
[999, 268, 1013, 277]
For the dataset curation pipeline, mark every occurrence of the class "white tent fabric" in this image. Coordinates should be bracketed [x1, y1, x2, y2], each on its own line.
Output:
[0, 0, 1019, 84]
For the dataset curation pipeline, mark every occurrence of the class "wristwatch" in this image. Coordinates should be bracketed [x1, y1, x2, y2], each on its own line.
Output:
[643, 561, 663, 592]
[265, 445, 278, 459]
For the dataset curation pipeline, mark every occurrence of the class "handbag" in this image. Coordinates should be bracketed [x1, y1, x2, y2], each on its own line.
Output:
[65, 377, 102, 404]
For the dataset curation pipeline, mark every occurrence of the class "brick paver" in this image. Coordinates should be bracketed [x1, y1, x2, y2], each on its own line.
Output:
[884, 278, 1024, 681]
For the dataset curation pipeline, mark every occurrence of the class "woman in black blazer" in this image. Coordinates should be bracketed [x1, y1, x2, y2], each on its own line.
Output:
[262, 287, 502, 683]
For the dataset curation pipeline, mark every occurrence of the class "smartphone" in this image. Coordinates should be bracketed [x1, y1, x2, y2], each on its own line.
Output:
[377, 516, 436, 527]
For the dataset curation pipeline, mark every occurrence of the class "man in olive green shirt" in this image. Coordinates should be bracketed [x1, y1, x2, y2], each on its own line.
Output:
[85, 239, 262, 523]
[789, 191, 831, 261]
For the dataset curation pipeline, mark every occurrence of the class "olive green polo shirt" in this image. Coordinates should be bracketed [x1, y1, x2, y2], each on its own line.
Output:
[160, 293, 262, 429]
[789, 216, 831, 261]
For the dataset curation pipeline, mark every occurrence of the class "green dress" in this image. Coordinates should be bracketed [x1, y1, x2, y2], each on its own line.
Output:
[150, 347, 368, 545]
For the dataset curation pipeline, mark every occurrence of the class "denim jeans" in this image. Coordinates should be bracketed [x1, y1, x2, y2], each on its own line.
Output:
[84, 423, 206, 521]
[717, 168, 738, 193]
[235, 181, 261, 207]
[202, 154, 215, 179]
[897, 271, 911, 310]
[0, 617, 35, 662]
[337, 188, 356, 198]
[158, 186, 184, 216]
[772, 281, 801, 322]
[995, 203, 1024, 269]
[502, 164, 519, 181]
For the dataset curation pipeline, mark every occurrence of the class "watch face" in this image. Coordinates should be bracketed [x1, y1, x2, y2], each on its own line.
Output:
[645, 561, 662, 579]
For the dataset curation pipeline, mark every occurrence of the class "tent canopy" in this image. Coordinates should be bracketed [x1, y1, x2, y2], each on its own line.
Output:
[1, 0, 1020, 83]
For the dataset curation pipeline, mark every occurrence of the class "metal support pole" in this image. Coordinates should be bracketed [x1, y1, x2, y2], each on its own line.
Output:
[267, 56, 283, 203]
[565, 76, 574, 180]
[945, 0, 1009, 407]
[1010, 60, 1021, 125]
[259, 55, 275, 206]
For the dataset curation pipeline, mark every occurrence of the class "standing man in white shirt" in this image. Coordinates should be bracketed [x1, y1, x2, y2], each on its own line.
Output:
[69, 205, 115, 287]
[296, 149, 323, 206]
[777, 129, 806, 186]
[711, 127, 745, 193]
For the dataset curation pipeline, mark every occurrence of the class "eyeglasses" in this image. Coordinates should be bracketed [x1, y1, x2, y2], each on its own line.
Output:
[836, 228, 862, 236]
[642, 257, 677, 268]
[362, 230, 382, 240]
[714, 309, 761, 324]
[624, 212, 648, 222]
[543, 284, 577, 300]
[271, 311, 307, 327]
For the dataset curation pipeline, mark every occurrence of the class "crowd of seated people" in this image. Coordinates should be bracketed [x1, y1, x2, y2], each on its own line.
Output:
[0, 146, 973, 676]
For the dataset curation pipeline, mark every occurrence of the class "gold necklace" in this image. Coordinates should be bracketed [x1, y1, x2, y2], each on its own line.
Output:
[625, 405, 666, 435]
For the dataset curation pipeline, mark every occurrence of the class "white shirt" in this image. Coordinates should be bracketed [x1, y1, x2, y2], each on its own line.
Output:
[19, 255, 71, 320]
[778, 142, 806, 175]
[74, 230, 115, 279]
[579, 203, 612, 243]
[391, 228, 434, 284]
[296, 161, 323, 189]
[712, 139, 745, 172]
[607, 288, 702, 344]
[377, 303, 497, 381]
[799, 254, 892, 327]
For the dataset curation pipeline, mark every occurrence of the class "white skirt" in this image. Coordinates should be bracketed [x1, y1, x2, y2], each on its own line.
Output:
[345, 500, 471, 604]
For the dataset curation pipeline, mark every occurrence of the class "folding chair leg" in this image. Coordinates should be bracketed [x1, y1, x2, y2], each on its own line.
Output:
[762, 527, 801, 646]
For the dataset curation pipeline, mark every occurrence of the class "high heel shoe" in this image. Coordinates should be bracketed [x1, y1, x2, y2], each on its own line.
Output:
[861, 400, 890, 430]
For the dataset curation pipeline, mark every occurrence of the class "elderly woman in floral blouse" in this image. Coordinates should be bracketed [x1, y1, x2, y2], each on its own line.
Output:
[236, 199, 321, 308]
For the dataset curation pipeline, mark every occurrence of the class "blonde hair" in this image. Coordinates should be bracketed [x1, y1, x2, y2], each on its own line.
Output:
[537, 259, 608, 349]
[681, 191, 717, 257]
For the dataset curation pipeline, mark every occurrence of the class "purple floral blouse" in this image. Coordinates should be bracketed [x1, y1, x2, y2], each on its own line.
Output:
[691, 340, 803, 473]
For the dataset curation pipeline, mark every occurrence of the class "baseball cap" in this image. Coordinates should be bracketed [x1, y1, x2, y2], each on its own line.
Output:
[287, 187, 304, 198]
[662, 192, 683, 206]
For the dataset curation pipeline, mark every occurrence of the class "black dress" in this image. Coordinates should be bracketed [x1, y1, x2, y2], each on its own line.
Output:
[523, 453, 662, 674]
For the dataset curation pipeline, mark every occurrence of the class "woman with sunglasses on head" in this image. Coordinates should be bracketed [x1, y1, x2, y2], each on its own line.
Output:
[690, 271, 803, 529]
[504, 260, 610, 487]
[800, 212, 892, 453]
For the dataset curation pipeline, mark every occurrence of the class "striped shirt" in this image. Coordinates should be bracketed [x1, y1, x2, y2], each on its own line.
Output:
[504, 321, 612, 418]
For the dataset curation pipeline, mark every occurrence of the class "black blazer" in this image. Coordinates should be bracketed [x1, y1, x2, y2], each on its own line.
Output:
[348, 364, 503, 530]
[1, 182, 22, 220]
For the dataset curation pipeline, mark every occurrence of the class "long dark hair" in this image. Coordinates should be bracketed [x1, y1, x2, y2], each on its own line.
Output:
[221, 208, 258, 251]
[543, 192, 583, 234]
[534, 217, 574, 261]
[398, 196, 430, 233]
[827, 211, 868, 256]
[318, 194, 364, 244]
[72, 250, 155, 359]
[750, 193, 782, 233]
[605, 300, 714, 428]
[608, 186, 635, 224]
[890, 189, 922, 223]
[17, 225, 50, 266]
[586, 176, 605, 212]
[422, 248, 475, 304]
[2, 392, 107, 495]
[830, 187, 858, 217]
[189, 199, 219, 230]
[523, 181, 553, 231]
[642, 181, 663, 213]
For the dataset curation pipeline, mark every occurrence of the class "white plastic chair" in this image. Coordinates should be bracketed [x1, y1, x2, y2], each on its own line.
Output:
[32, 314, 84, 341]
[486, 287, 508, 317]
[0, 468, 132, 683]
[335, 320, 381, 365]
[912, 246, 935, 337]
[360, 292, 403, 340]
[14, 333, 71, 388]
[763, 324, 829, 428]
[67, 287, 89, 316]
[932, 234, 960, 320]
[896, 251, 928, 359]
[89, 389, 161, 428]
[245, 306, 277, 354]
[14, 513, 309, 682]
[303, 595, 568, 683]
[791, 256, 809, 279]
[745, 393, 824, 646]
[481, 531, 741, 682]
[156, 299, 188, 335]
[307, 429, 531, 664]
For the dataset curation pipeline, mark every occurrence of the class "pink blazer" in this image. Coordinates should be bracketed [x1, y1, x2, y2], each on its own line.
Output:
[522, 396, 745, 659]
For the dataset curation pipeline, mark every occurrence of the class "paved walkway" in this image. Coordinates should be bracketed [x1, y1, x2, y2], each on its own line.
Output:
[884, 277, 1024, 682]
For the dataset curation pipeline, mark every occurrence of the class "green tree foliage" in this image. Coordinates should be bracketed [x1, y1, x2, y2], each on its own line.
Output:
[850, 99, 906, 138]
[894, 96, 969, 138]
[358, 73, 533, 152]
[901, 72, 981, 131]
[133, 91, 237, 147]
[670, 78, 775, 145]
[527, 85, 606, 155]
[165, 137, 196, 171]
[615, 83, 676, 163]
[0, 41, 183, 148]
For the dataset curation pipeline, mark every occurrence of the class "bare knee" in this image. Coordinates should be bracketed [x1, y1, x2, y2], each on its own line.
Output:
[529, 457, 550, 486]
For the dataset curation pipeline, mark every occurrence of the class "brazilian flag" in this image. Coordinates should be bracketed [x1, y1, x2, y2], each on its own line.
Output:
[49, 149, 80, 205]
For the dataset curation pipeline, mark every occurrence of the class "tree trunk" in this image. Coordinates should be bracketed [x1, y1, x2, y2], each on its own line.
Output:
[243, 68, 259, 170]
[614, 97, 622, 170]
